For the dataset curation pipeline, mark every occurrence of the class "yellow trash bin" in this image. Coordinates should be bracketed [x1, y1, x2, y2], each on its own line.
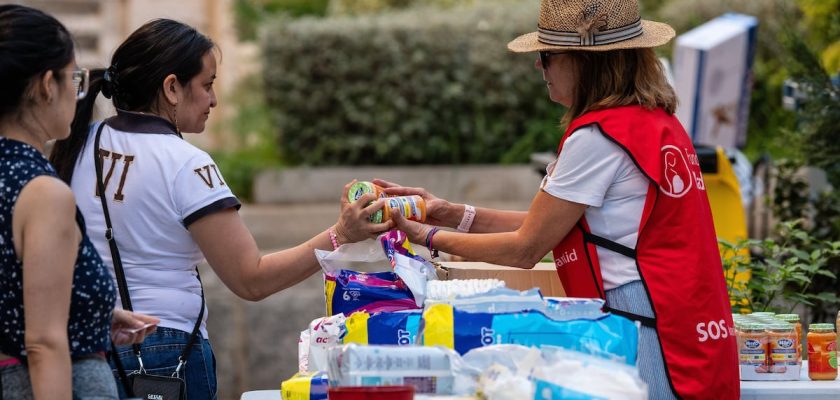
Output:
[698, 146, 750, 308]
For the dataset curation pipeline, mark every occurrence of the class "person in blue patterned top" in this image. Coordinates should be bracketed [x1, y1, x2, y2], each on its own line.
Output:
[0, 5, 158, 399]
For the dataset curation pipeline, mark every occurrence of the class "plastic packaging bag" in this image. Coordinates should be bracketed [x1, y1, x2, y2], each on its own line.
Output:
[300, 314, 346, 372]
[317, 235, 436, 316]
[531, 347, 647, 399]
[281, 371, 328, 400]
[298, 329, 311, 372]
[324, 269, 419, 316]
[425, 279, 507, 304]
[458, 344, 542, 398]
[455, 345, 645, 400]
[422, 304, 638, 364]
[344, 310, 422, 346]
[542, 297, 606, 321]
[327, 344, 461, 395]
[426, 287, 545, 315]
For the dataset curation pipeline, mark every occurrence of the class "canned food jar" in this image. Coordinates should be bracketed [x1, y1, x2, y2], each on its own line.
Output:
[807, 323, 837, 380]
[738, 323, 768, 372]
[774, 314, 802, 361]
[382, 195, 426, 223]
[348, 181, 387, 223]
[768, 323, 798, 372]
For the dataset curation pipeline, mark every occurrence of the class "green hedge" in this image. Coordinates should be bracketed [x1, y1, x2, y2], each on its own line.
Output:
[327, 0, 476, 16]
[262, 1, 564, 165]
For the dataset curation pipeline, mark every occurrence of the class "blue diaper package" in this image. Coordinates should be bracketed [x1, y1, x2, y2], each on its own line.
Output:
[423, 304, 639, 365]
[344, 310, 422, 346]
[324, 270, 419, 316]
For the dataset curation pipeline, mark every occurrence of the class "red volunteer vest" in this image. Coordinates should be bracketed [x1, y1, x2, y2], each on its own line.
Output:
[552, 106, 739, 399]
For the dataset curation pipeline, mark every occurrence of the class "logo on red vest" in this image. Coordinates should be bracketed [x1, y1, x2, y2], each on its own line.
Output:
[554, 249, 579, 268]
[660, 145, 694, 198]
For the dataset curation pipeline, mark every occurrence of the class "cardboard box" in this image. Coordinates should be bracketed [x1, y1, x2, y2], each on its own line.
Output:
[673, 13, 758, 148]
[435, 262, 565, 297]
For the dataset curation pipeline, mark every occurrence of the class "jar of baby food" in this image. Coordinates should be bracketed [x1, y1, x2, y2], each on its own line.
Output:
[348, 181, 387, 223]
[775, 314, 802, 361]
[739, 323, 768, 372]
[768, 323, 798, 372]
[382, 195, 426, 223]
[807, 323, 837, 381]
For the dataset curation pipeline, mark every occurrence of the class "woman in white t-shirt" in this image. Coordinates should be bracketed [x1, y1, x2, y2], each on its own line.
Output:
[50, 19, 389, 398]
[380, 1, 739, 398]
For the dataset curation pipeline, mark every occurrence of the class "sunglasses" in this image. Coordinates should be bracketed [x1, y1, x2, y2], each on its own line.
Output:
[539, 51, 567, 68]
[71, 68, 89, 100]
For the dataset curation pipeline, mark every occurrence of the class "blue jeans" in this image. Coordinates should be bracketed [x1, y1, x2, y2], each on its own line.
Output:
[109, 327, 217, 400]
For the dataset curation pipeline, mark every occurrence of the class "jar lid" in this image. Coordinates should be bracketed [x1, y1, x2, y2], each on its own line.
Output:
[775, 314, 801, 322]
[809, 323, 836, 332]
[742, 323, 767, 331]
[768, 323, 793, 331]
[751, 312, 776, 317]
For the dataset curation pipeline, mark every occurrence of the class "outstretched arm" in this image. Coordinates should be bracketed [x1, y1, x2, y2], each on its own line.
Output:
[372, 178, 528, 233]
[391, 190, 585, 269]
[190, 182, 392, 301]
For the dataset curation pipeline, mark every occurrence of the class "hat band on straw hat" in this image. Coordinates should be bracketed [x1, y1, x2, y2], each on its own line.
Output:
[538, 18, 643, 46]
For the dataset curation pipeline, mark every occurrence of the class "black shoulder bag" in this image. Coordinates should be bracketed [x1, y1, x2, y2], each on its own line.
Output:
[94, 122, 205, 400]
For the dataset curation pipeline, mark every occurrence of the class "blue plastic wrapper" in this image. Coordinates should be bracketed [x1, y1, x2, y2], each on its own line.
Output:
[344, 310, 422, 346]
[423, 304, 639, 365]
[324, 270, 419, 316]
[380, 230, 427, 268]
[281, 371, 328, 400]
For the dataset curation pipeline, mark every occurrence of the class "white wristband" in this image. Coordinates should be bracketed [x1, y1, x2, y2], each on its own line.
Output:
[457, 204, 476, 233]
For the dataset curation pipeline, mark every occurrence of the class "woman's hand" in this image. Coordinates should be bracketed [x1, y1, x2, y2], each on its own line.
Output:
[110, 309, 160, 346]
[390, 209, 435, 247]
[335, 180, 394, 244]
[372, 179, 459, 228]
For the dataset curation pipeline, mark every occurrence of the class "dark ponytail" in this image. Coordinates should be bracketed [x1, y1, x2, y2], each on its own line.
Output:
[50, 18, 214, 183]
[50, 69, 106, 183]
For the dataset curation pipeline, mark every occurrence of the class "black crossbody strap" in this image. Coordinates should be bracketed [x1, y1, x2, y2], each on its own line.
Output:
[93, 121, 133, 313]
[110, 341, 134, 397]
[604, 306, 657, 328]
[93, 121, 206, 371]
[179, 270, 205, 366]
[582, 231, 637, 259]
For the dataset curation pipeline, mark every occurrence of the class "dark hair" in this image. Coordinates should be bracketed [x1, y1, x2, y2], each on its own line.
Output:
[562, 48, 677, 126]
[0, 5, 74, 118]
[51, 19, 214, 183]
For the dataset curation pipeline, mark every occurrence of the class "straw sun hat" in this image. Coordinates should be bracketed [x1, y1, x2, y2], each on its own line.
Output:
[508, 0, 675, 52]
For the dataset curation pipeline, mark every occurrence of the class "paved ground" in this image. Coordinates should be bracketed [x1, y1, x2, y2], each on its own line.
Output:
[202, 200, 532, 399]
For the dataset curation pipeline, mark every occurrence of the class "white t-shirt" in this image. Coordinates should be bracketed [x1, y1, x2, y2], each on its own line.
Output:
[72, 111, 240, 338]
[541, 125, 648, 290]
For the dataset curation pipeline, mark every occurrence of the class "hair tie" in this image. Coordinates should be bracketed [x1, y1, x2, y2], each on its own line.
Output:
[102, 65, 119, 99]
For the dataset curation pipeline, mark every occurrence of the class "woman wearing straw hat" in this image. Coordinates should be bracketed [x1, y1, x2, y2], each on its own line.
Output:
[379, 0, 739, 398]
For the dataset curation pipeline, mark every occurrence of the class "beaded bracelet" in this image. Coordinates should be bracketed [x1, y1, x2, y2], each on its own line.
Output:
[425, 226, 440, 259]
[328, 227, 340, 250]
